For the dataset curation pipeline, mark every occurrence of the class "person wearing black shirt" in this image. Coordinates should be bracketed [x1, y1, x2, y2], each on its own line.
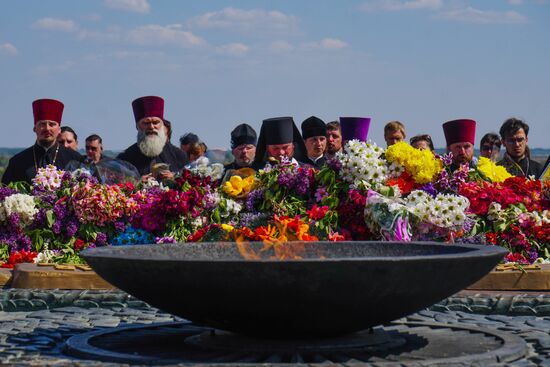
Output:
[2, 99, 82, 185]
[497, 118, 543, 178]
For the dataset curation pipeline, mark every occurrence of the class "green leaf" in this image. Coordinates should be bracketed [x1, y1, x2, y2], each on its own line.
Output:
[46, 210, 55, 228]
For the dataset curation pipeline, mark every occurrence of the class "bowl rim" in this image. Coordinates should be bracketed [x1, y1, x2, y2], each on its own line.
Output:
[81, 241, 508, 263]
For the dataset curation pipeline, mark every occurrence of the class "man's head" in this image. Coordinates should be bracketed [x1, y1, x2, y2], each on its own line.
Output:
[480, 132, 501, 161]
[326, 121, 342, 155]
[384, 121, 406, 147]
[231, 123, 257, 167]
[410, 134, 434, 151]
[443, 119, 476, 165]
[188, 142, 206, 162]
[301, 116, 327, 159]
[179, 133, 199, 153]
[500, 118, 530, 160]
[58, 126, 78, 150]
[32, 99, 64, 148]
[263, 117, 297, 161]
[85, 134, 103, 163]
[132, 96, 167, 157]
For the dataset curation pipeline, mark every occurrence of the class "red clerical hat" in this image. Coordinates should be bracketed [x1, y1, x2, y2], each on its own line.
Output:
[443, 119, 476, 146]
[32, 99, 64, 125]
[132, 96, 164, 123]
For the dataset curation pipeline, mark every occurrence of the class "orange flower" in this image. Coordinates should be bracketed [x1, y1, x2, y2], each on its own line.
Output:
[253, 225, 278, 242]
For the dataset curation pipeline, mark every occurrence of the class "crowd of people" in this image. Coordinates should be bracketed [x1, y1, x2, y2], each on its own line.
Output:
[1, 96, 547, 186]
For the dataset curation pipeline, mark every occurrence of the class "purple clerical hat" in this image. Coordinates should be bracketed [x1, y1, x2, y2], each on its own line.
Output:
[340, 117, 371, 141]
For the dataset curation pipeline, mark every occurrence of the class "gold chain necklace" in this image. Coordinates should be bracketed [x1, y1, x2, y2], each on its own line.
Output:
[33, 143, 60, 173]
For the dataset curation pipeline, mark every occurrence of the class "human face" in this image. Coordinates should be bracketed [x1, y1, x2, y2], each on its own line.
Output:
[412, 140, 430, 150]
[305, 136, 326, 158]
[266, 143, 294, 161]
[385, 130, 404, 147]
[480, 142, 501, 161]
[58, 131, 78, 151]
[34, 120, 61, 147]
[503, 128, 528, 160]
[137, 117, 163, 135]
[448, 142, 474, 165]
[326, 129, 342, 154]
[85, 139, 103, 163]
[232, 144, 256, 167]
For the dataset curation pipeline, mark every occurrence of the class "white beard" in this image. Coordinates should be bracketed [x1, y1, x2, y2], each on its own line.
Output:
[137, 128, 167, 157]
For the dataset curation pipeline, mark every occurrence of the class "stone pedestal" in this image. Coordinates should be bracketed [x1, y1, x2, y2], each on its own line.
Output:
[468, 264, 550, 291]
[11, 263, 115, 290]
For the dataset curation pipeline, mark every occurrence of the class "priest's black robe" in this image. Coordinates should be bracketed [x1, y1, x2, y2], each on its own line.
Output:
[117, 143, 188, 176]
[1, 143, 84, 185]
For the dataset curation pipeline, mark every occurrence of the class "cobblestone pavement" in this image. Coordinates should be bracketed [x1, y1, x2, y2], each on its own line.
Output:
[0, 290, 548, 366]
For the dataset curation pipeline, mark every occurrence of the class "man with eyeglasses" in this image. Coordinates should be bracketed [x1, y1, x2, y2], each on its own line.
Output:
[84, 134, 104, 164]
[224, 123, 257, 171]
[497, 118, 542, 178]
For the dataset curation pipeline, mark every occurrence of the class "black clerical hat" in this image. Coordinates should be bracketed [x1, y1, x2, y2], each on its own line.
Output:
[301, 116, 326, 140]
[230, 123, 257, 149]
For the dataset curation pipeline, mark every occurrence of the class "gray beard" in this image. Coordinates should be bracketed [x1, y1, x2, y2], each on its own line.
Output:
[137, 129, 167, 157]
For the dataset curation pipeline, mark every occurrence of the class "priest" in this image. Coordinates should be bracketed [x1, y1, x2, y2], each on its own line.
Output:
[301, 116, 327, 168]
[224, 123, 257, 171]
[2, 99, 83, 185]
[117, 96, 188, 180]
[252, 116, 308, 170]
[443, 119, 477, 171]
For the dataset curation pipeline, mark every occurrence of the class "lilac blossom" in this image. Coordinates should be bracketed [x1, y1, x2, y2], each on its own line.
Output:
[245, 189, 265, 212]
[314, 186, 328, 202]
[0, 186, 16, 201]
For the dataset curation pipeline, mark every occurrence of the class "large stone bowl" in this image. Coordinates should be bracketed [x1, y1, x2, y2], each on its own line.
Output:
[82, 241, 506, 338]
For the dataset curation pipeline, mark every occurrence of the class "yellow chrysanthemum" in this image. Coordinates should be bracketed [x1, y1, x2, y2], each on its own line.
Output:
[477, 156, 512, 183]
[385, 142, 442, 184]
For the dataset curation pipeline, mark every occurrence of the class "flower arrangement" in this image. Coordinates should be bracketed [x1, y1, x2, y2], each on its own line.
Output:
[0, 143, 548, 267]
[385, 142, 442, 184]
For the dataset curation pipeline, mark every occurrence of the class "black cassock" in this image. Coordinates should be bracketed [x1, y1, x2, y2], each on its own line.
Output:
[117, 143, 188, 176]
[1, 143, 84, 185]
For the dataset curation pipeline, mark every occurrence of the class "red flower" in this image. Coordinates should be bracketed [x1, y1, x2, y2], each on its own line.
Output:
[74, 239, 86, 251]
[485, 232, 498, 245]
[307, 205, 329, 221]
[386, 172, 415, 195]
[1, 250, 38, 269]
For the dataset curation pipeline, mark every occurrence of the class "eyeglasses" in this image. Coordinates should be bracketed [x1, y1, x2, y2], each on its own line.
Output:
[505, 137, 525, 144]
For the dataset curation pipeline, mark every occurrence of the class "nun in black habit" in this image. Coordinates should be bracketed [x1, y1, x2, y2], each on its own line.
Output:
[251, 117, 309, 170]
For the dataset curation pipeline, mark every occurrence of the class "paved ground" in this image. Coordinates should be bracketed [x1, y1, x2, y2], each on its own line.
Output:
[0, 289, 548, 366]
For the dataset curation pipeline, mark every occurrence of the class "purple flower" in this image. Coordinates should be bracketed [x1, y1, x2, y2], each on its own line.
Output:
[96, 232, 108, 246]
[52, 221, 62, 234]
[294, 169, 311, 196]
[66, 220, 79, 237]
[53, 203, 67, 220]
[277, 172, 295, 188]
[419, 182, 437, 198]
[0, 186, 16, 201]
[114, 221, 126, 232]
[155, 236, 176, 244]
[394, 216, 411, 242]
[327, 157, 342, 172]
[528, 250, 539, 263]
[245, 189, 264, 212]
[314, 186, 328, 202]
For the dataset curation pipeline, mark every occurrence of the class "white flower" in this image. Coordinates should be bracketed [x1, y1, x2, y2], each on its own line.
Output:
[2, 193, 38, 225]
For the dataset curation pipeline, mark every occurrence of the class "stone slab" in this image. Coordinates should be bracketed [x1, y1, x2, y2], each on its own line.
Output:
[467, 264, 550, 291]
[11, 263, 115, 290]
[0, 269, 12, 288]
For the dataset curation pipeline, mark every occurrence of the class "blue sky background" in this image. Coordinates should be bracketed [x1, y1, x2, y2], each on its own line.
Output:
[1, 0, 549, 150]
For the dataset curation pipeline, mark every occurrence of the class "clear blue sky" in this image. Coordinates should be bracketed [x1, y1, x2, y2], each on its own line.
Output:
[1, 0, 549, 150]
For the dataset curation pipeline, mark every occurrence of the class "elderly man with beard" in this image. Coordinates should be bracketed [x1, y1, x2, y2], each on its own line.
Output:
[117, 96, 188, 180]
[224, 123, 257, 171]
[2, 99, 83, 185]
